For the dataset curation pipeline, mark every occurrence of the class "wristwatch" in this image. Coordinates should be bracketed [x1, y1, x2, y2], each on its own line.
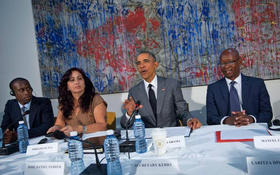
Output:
[82, 125, 87, 134]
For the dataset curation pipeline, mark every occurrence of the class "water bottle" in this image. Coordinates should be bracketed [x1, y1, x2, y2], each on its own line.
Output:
[0, 128, 3, 148]
[17, 121, 29, 153]
[104, 129, 122, 175]
[133, 114, 147, 153]
[68, 131, 85, 175]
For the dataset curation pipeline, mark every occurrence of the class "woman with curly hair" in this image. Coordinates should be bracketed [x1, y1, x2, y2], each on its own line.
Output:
[47, 67, 107, 136]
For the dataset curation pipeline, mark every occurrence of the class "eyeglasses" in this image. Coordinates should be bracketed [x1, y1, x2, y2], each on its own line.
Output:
[219, 59, 239, 67]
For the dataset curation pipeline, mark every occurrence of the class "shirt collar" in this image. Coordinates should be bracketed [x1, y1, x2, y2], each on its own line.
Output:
[225, 74, 241, 86]
[144, 75, 158, 88]
[18, 100, 31, 109]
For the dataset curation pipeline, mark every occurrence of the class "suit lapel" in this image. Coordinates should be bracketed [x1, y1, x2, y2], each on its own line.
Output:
[28, 97, 37, 127]
[241, 74, 249, 110]
[13, 100, 22, 122]
[157, 77, 166, 115]
[220, 78, 230, 114]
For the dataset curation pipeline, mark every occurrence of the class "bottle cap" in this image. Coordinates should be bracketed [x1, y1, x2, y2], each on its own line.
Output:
[18, 121, 24, 124]
[135, 114, 141, 119]
[106, 130, 114, 135]
[70, 131, 78, 136]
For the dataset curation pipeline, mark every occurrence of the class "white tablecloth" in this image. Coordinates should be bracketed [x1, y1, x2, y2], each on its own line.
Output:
[0, 123, 279, 175]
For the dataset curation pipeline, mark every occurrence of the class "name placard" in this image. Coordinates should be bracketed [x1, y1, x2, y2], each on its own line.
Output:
[166, 136, 185, 149]
[25, 162, 64, 175]
[127, 159, 179, 175]
[247, 157, 280, 175]
[254, 136, 280, 149]
[26, 142, 59, 156]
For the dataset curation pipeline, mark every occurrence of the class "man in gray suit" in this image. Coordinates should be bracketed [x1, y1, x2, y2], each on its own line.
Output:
[120, 51, 202, 129]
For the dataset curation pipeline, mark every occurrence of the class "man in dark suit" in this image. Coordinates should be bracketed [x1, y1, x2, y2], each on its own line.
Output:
[120, 51, 201, 129]
[206, 48, 273, 126]
[1, 78, 54, 143]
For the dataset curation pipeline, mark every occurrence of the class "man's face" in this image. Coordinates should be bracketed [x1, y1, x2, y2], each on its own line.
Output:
[220, 53, 241, 80]
[136, 53, 158, 83]
[12, 81, 33, 105]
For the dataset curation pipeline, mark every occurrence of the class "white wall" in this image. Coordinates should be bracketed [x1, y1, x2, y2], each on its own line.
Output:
[1, 0, 280, 128]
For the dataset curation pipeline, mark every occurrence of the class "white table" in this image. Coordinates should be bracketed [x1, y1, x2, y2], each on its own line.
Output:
[0, 123, 279, 175]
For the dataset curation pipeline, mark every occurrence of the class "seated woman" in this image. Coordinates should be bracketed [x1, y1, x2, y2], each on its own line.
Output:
[47, 67, 107, 141]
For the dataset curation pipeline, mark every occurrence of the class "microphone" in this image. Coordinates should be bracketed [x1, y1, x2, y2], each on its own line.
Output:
[6, 110, 30, 131]
[0, 110, 31, 155]
[119, 101, 141, 155]
[267, 119, 280, 131]
[47, 130, 106, 175]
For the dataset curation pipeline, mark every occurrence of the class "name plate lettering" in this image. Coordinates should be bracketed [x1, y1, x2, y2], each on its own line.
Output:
[166, 136, 185, 149]
[25, 162, 64, 175]
[247, 157, 280, 175]
[26, 142, 59, 156]
[128, 159, 179, 175]
[254, 136, 280, 149]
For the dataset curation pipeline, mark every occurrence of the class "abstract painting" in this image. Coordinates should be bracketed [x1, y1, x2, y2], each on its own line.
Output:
[32, 0, 280, 98]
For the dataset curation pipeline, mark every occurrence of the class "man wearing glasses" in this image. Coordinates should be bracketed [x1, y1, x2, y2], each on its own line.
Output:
[1, 78, 54, 144]
[206, 48, 272, 126]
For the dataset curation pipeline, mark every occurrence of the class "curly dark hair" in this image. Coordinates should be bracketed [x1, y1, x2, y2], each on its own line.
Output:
[58, 67, 95, 119]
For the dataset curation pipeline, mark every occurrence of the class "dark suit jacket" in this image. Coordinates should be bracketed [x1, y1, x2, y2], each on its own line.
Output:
[1, 96, 54, 138]
[120, 76, 191, 129]
[206, 74, 273, 125]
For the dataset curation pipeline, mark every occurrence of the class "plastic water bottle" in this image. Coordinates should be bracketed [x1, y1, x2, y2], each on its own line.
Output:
[17, 121, 29, 153]
[104, 129, 122, 175]
[68, 131, 85, 175]
[0, 128, 3, 148]
[133, 114, 147, 153]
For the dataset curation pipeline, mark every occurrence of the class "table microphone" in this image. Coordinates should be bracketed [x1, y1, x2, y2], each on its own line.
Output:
[119, 101, 140, 155]
[267, 119, 280, 131]
[0, 110, 30, 155]
[48, 130, 106, 175]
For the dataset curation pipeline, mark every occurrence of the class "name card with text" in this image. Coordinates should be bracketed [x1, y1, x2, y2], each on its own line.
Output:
[247, 157, 280, 175]
[25, 162, 64, 175]
[166, 136, 185, 149]
[26, 142, 59, 156]
[254, 136, 280, 149]
[129, 159, 180, 175]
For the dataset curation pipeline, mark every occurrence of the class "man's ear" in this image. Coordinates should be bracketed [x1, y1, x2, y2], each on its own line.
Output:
[154, 61, 159, 68]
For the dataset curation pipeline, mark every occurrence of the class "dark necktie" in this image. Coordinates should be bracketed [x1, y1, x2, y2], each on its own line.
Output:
[21, 106, 28, 127]
[148, 84, 157, 123]
[230, 81, 241, 113]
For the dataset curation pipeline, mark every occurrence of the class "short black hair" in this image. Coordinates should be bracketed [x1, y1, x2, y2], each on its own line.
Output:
[9, 77, 30, 91]
[137, 50, 157, 61]
[9, 77, 31, 96]
[219, 48, 240, 60]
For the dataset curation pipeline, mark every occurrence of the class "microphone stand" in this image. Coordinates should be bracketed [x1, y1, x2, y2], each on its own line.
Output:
[55, 131, 106, 175]
[120, 107, 139, 159]
[0, 110, 30, 155]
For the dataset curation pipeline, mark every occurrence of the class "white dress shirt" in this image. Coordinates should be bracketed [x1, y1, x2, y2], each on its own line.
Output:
[18, 101, 31, 129]
[221, 74, 256, 124]
[126, 75, 158, 119]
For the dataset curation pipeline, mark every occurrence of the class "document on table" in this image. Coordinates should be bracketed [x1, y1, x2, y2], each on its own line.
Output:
[121, 127, 190, 140]
[216, 129, 270, 142]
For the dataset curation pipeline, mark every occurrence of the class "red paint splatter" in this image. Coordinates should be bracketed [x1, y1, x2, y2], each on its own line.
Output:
[149, 18, 160, 31]
[75, 7, 161, 90]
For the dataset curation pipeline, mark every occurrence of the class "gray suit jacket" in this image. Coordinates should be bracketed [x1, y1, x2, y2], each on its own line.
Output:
[120, 76, 191, 129]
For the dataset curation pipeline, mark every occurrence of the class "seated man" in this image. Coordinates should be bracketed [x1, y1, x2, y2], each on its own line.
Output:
[206, 48, 273, 126]
[1, 78, 54, 144]
[120, 51, 202, 129]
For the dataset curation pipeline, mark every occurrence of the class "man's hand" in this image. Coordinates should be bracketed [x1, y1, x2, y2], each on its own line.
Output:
[123, 97, 142, 116]
[223, 110, 254, 127]
[187, 118, 202, 129]
[3, 129, 17, 144]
